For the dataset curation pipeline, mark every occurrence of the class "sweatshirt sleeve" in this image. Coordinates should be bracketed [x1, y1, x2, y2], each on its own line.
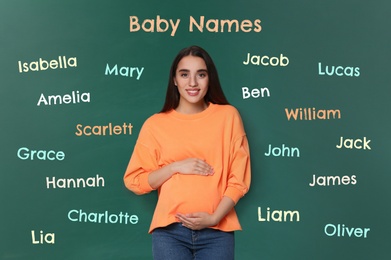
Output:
[224, 134, 251, 204]
[223, 108, 251, 204]
[123, 122, 159, 195]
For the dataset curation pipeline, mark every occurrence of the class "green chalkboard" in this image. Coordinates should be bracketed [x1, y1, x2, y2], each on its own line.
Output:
[1, 0, 390, 259]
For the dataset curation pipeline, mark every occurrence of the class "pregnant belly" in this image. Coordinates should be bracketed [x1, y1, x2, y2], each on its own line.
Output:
[159, 174, 221, 214]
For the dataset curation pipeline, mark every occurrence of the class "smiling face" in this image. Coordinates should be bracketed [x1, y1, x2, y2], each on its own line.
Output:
[173, 55, 209, 114]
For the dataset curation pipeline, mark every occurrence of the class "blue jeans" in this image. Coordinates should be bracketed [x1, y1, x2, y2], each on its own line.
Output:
[152, 223, 235, 260]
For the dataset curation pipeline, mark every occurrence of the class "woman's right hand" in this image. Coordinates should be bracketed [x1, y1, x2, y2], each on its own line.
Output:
[148, 158, 214, 189]
[171, 158, 214, 176]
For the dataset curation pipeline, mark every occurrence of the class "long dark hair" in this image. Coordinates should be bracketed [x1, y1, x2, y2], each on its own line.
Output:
[160, 46, 229, 113]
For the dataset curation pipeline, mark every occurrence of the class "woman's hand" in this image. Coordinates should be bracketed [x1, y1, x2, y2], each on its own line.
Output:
[148, 158, 214, 189]
[172, 158, 214, 176]
[176, 212, 218, 230]
[176, 197, 235, 230]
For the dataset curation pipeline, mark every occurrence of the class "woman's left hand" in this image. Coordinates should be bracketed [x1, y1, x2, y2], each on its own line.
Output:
[176, 212, 218, 230]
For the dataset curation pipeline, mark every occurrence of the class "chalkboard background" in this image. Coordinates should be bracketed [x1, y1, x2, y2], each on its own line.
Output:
[1, 0, 390, 259]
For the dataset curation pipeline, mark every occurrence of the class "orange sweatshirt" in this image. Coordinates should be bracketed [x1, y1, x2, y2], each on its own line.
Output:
[124, 103, 251, 233]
